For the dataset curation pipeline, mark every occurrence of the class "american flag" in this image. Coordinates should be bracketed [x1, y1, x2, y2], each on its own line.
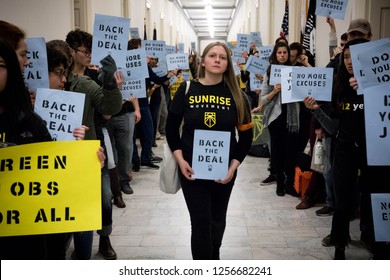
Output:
[280, 0, 289, 39]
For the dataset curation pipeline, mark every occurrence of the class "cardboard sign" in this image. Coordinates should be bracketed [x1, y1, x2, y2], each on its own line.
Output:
[121, 48, 149, 99]
[23, 37, 49, 92]
[0, 141, 102, 237]
[364, 88, 390, 166]
[34, 88, 85, 141]
[91, 14, 130, 68]
[290, 67, 334, 102]
[192, 130, 230, 180]
[315, 0, 348, 20]
[371, 193, 390, 241]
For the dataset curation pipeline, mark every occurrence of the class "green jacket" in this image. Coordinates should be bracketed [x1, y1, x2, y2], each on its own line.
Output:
[67, 73, 122, 140]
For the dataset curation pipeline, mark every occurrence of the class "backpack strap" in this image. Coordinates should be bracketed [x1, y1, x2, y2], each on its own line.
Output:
[185, 80, 190, 95]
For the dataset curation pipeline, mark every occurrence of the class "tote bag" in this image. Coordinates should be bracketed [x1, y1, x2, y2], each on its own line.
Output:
[159, 81, 190, 194]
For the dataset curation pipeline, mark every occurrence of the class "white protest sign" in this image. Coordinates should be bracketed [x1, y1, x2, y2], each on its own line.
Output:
[350, 38, 390, 95]
[143, 40, 166, 58]
[177, 43, 185, 54]
[24, 37, 49, 92]
[358, 42, 390, 91]
[244, 55, 268, 74]
[290, 67, 334, 101]
[250, 32, 263, 47]
[258, 45, 273, 64]
[121, 48, 149, 99]
[143, 40, 168, 75]
[232, 57, 242, 76]
[364, 88, 390, 166]
[269, 65, 290, 85]
[371, 193, 390, 242]
[182, 71, 191, 81]
[165, 45, 176, 55]
[281, 67, 301, 104]
[166, 53, 189, 70]
[234, 34, 251, 64]
[192, 130, 230, 180]
[34, 88, 85, 141]
[168, 75, 178, 87]
[130, 27, 140, 39]
[91, 14, 130, 68]
[315, 0, 348, 20]
[250, 75, 263, 91]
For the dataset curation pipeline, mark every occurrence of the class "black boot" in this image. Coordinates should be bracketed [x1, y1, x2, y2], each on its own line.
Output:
[334, 246, 346, 260]
[276, 174, 285, 196]
[99, 236, 117, 260]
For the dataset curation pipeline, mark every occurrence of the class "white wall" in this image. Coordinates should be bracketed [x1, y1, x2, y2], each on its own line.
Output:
[0, 0, 73, 42]
[0, 0, 196, 49]
[228, 0, 369, 67]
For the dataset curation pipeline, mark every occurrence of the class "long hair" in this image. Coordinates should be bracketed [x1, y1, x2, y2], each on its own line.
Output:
[266, 42, 291, 84]
[0, 39, 32, 126]
[332, 38, 369, 112]
[198, 42, 246, 124]
[0, 20, 26, 50]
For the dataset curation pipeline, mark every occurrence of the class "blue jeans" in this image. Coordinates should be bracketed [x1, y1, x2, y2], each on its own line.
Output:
[72, 231, 93, 259]
[107, 112, 135, 186]
[149, 88, 162, 139]
[323, 137, 334, 209]
[133, 105, 154, 164]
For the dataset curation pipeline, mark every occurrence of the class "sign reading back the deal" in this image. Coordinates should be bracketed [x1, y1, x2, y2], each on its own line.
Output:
[371, 193, 390, 242]
[290, 67, 334, 101]
[192, 130, 230, 180]
[0, 141, 102, 237]
[23, 37, 49, 92]
[91, 14, 130, 68]
[34, 88, 85, 141]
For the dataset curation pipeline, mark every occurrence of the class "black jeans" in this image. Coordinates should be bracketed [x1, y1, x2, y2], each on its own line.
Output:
[330, 145, 359, 247]
[181, 175, 236, 260]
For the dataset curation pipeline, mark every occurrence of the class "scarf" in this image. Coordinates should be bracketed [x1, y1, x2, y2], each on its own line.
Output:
[286, 102, 300, 133]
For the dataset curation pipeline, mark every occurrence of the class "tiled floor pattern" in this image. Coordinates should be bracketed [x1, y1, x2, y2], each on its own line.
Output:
[67, 138, 371, 260]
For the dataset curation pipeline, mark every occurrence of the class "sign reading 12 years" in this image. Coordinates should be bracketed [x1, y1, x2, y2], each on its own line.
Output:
[191, 130, 230, 180]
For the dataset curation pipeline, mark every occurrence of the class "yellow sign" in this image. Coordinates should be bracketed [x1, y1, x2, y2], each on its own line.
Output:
[252, 113, 264, 142]
[0, 140, 102, 237]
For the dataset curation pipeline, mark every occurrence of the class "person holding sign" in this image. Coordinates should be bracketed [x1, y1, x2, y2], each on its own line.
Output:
[304, 38, 389, 260]
[259, 42, 305, 197]
[166, 42, 253, 260]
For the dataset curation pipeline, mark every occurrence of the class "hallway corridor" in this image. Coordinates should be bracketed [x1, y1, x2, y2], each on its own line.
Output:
[68, 138, 371, 260]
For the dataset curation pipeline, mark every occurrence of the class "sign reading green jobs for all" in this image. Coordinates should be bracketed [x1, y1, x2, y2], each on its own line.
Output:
[0, 141, 102, 237]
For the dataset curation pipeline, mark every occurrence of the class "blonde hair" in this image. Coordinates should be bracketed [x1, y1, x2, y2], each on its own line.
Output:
[198, 41, 246, 124]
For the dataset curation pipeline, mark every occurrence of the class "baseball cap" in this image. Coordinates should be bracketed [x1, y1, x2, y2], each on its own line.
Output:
[347, 18, 371, 35]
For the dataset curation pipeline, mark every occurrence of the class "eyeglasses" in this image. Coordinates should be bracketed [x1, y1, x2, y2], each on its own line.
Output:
[52, 69, 67, 79]
[76, 48, 91, 56]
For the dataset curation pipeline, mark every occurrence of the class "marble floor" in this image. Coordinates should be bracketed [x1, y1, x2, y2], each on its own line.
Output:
[67, 138, 372, 260]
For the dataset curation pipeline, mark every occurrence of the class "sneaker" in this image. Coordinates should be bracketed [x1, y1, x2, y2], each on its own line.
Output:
[260, 174, 276, 186]
[132, 162, 140, 172]
[121, 184, 134, 194]
[316, 206, 334, 216]
[141, 162, 160, 169]
[151, 155, 163, 163]
[321, 234, 351, 247]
